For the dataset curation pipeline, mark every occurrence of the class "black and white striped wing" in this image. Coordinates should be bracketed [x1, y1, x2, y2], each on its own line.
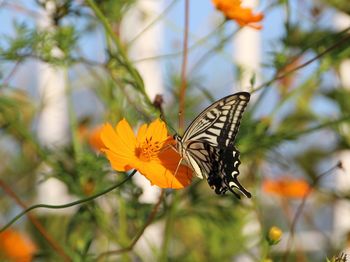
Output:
[181, 92, 250, 149]
[184, 141, 251, 198]
[177, 92, 251, 197]
[206, 144, 251, 198]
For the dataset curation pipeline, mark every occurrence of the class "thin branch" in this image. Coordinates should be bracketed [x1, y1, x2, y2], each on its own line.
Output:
[96, 189, 165, 261]
[0, 179, 71, 262]
[85, 0, 148, 102]
[243, 114, 350, 156]
[188, 27, 240, 74]
[252, 33, 350, 93]
[187, 2, 277, 75]
[1, 1, 40, 18]
[282, 162, 343, 262]
[2, 61, 21, 87]
[128, 0, 179, 45]
[131, 21, 226, 64]
[178, 0, 190, 132]
[0, 171, 136, 233]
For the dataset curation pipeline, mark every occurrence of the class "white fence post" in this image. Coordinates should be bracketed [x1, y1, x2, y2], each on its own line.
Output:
[233, 0, 261, 96]
[36, 3, 73, 213]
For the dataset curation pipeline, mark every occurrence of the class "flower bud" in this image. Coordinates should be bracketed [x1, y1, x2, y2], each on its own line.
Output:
[268, 226, 282, 245]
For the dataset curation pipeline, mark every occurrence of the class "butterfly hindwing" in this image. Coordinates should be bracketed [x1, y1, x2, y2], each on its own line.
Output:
[205, 143, 251, 198]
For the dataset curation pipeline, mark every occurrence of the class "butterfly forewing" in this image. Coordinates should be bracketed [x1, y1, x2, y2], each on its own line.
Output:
[182, 92, 250, 148]
[176, 92, 251, 198]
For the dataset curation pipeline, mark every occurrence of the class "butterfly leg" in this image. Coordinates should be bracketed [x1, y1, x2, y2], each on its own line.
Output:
[169, 156, 186, 189]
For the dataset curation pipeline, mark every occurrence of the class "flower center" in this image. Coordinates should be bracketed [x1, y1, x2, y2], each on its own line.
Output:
[136, 137, 161, 161]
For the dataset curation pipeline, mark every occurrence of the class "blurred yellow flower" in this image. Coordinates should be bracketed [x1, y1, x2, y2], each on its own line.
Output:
[212, 0, 264, 29]
[0, 229, 37, 262]
[101, 118, 193, 189]
[268, 226, 283, 244]
[262, 177, 311, 199]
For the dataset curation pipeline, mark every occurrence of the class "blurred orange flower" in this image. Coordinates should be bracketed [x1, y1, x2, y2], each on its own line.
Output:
[100, 118, 193, 189]
[0, 229, 37, 262]
[88, 125, 105, 151]
[262, 177, 311, 198]
[212, 0, 264, 29]
[77, 121, 105, 151]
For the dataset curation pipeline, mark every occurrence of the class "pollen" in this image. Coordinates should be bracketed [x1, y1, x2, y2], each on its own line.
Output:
[136, 138, 161, 161]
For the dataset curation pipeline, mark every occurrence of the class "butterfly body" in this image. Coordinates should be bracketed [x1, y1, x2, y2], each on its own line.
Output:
[174, 92, 251, 198]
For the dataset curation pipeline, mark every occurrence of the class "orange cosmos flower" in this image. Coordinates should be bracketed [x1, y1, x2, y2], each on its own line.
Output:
[88, 125, 105, 151]
[262, 177, 312, 199]
[77, 121, 105, 152]
[212, 0, 264, 29]
[100, 118, 193, 189]
[0, 229, 37, 262]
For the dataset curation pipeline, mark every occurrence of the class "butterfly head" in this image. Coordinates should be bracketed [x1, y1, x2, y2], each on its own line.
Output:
[173, 133, 181, 142]
[173, 134, 183, 152]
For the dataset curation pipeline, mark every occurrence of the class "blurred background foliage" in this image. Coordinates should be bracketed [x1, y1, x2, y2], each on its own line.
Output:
[1, 0, 350, 261]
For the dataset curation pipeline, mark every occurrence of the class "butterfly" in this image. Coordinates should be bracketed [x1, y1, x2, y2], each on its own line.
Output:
[174, 92, 251, 198]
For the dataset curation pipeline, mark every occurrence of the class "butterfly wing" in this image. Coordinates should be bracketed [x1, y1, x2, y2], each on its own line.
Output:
[182, 140, 216, 179]
[183, 142, 251, 198]
[207, 144, 251, 198]
[178, 92, 251, 197]
[182, 92, 250, 148]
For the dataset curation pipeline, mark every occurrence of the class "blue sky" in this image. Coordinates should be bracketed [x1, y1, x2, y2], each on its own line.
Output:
[0, 0, 338, 119]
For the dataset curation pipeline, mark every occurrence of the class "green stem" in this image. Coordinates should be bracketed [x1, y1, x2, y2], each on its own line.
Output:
[286, 115, 350, 138]
[96, 190, 165, 261]
[85, 0, 147, 100]
[261, 240, 270, 261]
[252, 32, 350, 94]
[188, 26, 241, 74]
[66, 71, 83, 161]
[117, 196, 131, 262]
[131, 20, 226, 64]
[128, 0, 179, 46]
[159, 192, 179, 261]
[243, 115, 350, 156]
[0, 171, 136, 233]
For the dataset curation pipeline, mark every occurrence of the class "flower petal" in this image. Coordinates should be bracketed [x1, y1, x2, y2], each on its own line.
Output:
[115, 118, 136, 149]
[100, 121, 137, 171]
[100, 121, 135, 156]
[102, 148, 134, 171]
[134, 144, 193, 188]
[136, 123, 148, 144]
[136, 158, 192, 189]
[212, 0, 263, 29]
[145, 118, 168, 144]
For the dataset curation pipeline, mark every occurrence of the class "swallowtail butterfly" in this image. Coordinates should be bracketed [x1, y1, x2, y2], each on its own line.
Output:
[174, 92, 251, 198]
